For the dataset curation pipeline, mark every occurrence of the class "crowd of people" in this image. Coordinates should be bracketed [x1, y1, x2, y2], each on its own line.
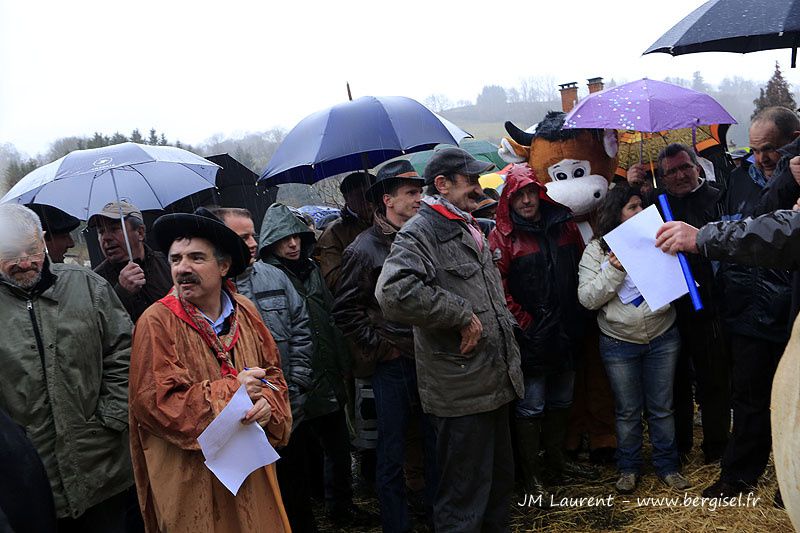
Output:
[1, 105, 799, 533]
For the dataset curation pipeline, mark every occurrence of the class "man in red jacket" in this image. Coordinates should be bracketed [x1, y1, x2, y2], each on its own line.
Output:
[489, 164, 597, 500]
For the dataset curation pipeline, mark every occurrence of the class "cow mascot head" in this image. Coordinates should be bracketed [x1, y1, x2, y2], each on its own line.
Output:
[498, 111, 618, 234]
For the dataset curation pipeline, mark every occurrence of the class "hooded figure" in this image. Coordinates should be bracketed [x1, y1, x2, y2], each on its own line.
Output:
[489, 163, 596, 498]
[490, 164, 586, 371]
[258, 203, 375, 531]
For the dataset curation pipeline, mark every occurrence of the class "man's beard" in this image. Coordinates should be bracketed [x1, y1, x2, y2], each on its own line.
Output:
[0, 269, 42, 290]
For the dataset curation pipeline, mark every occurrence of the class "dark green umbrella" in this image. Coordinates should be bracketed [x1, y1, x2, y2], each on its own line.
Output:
[405, 139, 506, 175]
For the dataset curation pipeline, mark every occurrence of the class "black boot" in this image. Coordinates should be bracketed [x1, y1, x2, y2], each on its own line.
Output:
[542, 408, 599, 482]
[515, 417, 550, 507]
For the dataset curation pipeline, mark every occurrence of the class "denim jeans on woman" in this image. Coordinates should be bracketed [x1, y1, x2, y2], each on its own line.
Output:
[599, 326, 681, 476]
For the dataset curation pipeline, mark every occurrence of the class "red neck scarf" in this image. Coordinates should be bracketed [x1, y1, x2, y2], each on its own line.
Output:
[158, 280, 240, 377]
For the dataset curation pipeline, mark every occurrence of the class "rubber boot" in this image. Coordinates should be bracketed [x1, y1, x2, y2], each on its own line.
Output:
[542, 408, 599, 482]
[515, 417, 550, 508]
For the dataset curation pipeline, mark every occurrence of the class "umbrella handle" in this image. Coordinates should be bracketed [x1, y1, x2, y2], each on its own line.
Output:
[111, 170, 135, 263]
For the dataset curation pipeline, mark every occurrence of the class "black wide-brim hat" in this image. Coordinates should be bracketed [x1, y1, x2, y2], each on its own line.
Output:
[153, 207, 250, 278]
[366, 160, 425, 203]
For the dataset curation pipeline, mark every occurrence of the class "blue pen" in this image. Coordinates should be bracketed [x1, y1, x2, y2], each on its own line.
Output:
[243, 367, 280, 391]
[658, 194, 703, 312]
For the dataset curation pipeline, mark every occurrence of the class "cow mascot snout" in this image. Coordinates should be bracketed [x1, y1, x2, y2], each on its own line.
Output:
[498, 110, 620, 464]
[499, 111, 618, 243]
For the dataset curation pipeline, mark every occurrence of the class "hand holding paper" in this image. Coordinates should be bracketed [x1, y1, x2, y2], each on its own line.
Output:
[197, 385, 280, 495]
[603, 205, 689, 311]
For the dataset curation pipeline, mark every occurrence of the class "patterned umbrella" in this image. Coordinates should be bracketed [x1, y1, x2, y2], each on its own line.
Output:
[614, 125, 725, 177]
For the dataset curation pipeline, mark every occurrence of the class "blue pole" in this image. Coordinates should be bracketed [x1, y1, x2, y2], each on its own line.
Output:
[658, 194, 703, 311]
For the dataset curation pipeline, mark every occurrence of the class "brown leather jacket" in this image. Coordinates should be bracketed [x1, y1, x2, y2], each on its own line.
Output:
[315, 207, 371, 291]
[333, 213, 414, 377]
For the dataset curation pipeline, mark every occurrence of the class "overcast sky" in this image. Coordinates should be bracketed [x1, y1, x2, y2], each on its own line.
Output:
[2, 0, 798, 157]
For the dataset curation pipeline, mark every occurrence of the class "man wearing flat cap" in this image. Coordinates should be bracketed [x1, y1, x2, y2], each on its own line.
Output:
[90, 201, 172, 322]
[128, 208, 293, 532]
[376, 147, 524, 532]
[316, 171, 375, 291]
[334, 160, 437, 532]
[26, 203, 80, 263]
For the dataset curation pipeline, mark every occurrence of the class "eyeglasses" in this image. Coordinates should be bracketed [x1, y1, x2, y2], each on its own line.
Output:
[662, 162, 696, 178]
[5, 251, 46, 266]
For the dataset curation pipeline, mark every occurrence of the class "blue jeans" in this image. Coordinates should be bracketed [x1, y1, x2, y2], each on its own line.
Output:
[372, 357, 438, 533]
[515, 371, 575, 418]
[599, 326, 681, 476]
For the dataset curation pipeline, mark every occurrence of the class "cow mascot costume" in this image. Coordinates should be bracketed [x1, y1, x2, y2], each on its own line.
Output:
[499, 111, 618, 466]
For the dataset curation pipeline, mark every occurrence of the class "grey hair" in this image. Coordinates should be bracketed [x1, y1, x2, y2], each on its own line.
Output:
[656, 143, 700, 176]
[0, 204, 44, 258]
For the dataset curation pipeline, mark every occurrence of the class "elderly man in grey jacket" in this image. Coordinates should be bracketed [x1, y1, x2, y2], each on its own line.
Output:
[375, 147, 525, 533]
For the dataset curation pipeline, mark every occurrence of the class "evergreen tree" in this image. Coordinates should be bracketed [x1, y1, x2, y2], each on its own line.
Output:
[159, 133, 168, 146]
[109, 132, 128, 145]
[148, 128, 159, 145]
[752, 62, 797, 118]
[130, 129, 144, 144]
[4, 157, 39, 191]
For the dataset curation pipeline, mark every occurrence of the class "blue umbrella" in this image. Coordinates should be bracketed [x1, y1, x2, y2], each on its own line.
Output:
[260, 96, 470, 185]
[1, 142, 220, 259]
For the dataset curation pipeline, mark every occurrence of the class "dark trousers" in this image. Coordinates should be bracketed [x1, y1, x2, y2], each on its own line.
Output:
[57, 486, 136, 533]
[277, 409, 353, 533]
[673, 313, 730, 460]
[372, 357, 437, 533]
[430, 403, 514, 533]
[721, 335, 784, 485]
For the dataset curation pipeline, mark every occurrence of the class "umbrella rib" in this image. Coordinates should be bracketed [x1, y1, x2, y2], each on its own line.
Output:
[178, 161, 218, 185]
[85, 171, 101, 219]
[129, 165, 166, 207]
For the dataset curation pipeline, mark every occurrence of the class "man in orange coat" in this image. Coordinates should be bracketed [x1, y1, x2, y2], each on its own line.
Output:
[129, 208, 292, 533]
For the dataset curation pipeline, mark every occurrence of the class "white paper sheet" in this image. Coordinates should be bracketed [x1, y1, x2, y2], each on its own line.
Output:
[197, 385, 280, 495]
[603, 205, 688, 311]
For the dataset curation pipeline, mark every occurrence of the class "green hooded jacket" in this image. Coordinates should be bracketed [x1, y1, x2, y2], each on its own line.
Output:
[0, 262, 134, 518]
[259, 204, 350, 420]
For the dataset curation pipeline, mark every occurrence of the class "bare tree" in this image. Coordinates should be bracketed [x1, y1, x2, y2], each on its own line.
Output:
[424, 94, 453, 113]
[518, 75, 558, 102]
[312, 175, 345, 207]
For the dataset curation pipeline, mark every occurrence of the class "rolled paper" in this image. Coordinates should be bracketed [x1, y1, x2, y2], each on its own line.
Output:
[658, 193, 704, 311]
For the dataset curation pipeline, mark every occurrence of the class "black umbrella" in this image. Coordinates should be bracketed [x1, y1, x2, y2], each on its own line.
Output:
[644, 0, 800, 67]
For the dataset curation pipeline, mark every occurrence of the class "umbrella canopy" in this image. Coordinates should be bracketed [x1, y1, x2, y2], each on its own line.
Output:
[259, 96, 471, 186]
[563, 78, 737, 132]
[406, 139, 507, 176]
[297, 204, 341, 226]
[644, 0, 800, 67]
[615, 124, 726, 175]
[1, 142, 220, 221]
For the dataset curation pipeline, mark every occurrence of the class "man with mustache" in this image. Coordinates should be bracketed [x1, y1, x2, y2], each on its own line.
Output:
[628, 144, 731, 468]
[90, 201, 172, 322]
[0, 203, 135, 531]
[128, 207, 293, 532]
[375, 147, 525, 532]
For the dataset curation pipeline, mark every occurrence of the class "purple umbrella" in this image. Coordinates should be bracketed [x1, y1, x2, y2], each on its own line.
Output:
[563, 78, 737, 132]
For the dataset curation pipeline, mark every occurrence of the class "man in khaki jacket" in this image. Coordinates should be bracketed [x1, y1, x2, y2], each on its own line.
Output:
[0, 204, 134, 530]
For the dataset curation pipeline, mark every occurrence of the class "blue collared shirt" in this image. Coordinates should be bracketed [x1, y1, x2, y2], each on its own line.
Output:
[199, 290, 234, 335]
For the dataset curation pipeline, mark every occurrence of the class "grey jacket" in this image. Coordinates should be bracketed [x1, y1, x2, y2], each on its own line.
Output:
[578, 239, 676, 344]
[375, 203, 524, 417]
[0, 262, 133, 518]
[237, 262, 314, 422]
